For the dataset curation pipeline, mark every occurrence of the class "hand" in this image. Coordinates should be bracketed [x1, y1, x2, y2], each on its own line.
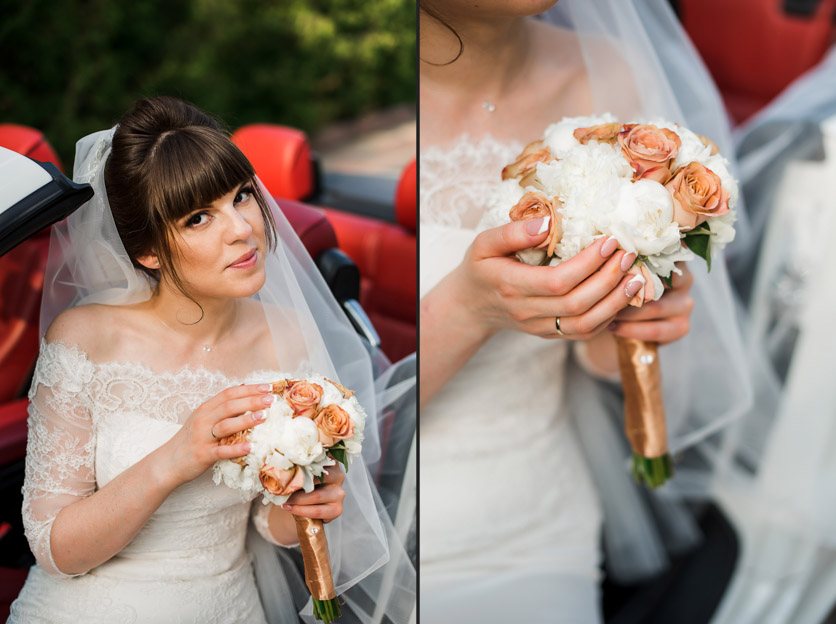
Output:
[282, 463, 346, 523]
[610, 265, 694, 344]
[157, 383, 275, 488]
[449, 217, 643, 340]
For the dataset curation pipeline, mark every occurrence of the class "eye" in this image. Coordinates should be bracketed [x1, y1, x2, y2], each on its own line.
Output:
[185, 212, 210, 228]
[234, 185, 255, 205]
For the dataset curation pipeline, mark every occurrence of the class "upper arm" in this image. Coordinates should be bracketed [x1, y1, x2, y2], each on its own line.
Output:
[24, 316, 98, 577]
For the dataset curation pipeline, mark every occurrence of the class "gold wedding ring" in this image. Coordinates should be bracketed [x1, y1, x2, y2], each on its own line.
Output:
[211, 425, 218, 440]
[555, 316, 567, 336]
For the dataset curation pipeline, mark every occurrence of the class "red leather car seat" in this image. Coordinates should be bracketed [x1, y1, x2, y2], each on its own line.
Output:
[0, 126, 62, 404]
[323, 160, 416, 362]
[232, 125, 314, 201]
[679, 0, 836, 124]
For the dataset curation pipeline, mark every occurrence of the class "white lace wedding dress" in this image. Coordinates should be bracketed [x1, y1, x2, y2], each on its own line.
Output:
[420, 135, 604, 623]
[8, 340, 287, 623]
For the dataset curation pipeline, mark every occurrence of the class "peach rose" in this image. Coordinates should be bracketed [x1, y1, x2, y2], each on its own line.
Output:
[271, 380, 289, 396]
[509, 192, 564, 258]
[259, 464, 305, 497]
[617, 124, 681, 183]
[625, 264, 657, 308]
[324, 377, 355, 400]
[313, 404, 355, 447]
[696, 133, 719, 156]
[285, 381, 323, 419]
[664, 162, 730, 231]
[501, 140, 552, 181]
[573, 122, 622, 145]
[218, 428, 252, 466]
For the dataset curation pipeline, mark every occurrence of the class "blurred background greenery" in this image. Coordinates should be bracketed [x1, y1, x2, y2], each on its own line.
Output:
[0, 0, 416, 168]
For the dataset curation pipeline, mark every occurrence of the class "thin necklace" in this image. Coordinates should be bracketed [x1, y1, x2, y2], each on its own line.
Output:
[156, 305, 238, 353]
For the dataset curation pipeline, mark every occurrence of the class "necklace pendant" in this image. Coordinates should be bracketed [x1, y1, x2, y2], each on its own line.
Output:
[203, 345, 212, 352]
[482, 100, 496, 113]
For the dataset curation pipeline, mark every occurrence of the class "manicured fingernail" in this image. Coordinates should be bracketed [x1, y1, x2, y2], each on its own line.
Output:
[254, 410, 266, 421]
[258, 384, 272, 392]
[607, 322, 618, 331]
[526, 217, 547, 236]
[621, 253, 637, 272]
[625, 274, 646, 297]
[242, 443, 252, 453]
[282, 504, 292, 511]
[601, 236, 618, 257]
[262, 394, 275, 405]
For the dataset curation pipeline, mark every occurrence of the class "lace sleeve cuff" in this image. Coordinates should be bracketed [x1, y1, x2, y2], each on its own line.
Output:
[251, 499, 299, 548]
[26, 514, 82, 579]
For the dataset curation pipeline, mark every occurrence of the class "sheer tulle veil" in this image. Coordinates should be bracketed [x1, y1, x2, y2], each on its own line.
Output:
[40, 127, 416, 622]
[536, 0, 754, 582]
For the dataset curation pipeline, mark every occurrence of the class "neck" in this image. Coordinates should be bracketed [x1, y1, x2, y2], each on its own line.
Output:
[420, 9, 533, 106]
[147, 282, 239, 349]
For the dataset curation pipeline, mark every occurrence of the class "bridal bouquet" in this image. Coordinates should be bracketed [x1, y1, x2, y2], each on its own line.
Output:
[481, 114, 738, 488]
[214, 376, 366, 622]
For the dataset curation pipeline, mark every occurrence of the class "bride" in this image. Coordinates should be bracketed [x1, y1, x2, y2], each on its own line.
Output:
[9, 96, 415, 623]
[419, 1, 752, 621]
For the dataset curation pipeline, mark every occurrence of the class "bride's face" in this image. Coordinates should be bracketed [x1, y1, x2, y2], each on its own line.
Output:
[165, 182, 268, 300]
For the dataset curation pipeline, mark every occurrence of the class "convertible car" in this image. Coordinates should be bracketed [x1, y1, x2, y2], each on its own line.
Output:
[0, 121, 416, 621]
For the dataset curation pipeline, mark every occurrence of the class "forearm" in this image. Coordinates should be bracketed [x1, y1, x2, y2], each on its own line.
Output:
[49, 447, 177, 575]
[420, 270, 494, 408]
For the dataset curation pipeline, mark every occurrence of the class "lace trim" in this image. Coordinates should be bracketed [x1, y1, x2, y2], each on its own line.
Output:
[420, 134, 523, 230]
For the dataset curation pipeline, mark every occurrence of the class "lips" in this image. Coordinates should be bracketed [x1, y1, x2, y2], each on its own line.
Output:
[227, 248, 257, 269]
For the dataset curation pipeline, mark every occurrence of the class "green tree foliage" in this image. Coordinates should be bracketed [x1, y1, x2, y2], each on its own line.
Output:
[0, 0, 416, 168]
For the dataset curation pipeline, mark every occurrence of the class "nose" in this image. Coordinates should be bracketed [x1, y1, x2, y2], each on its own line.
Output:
[224, 206, 254, 243]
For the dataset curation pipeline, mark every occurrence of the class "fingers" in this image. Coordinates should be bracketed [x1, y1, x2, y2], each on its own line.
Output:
[202, 383, 272, 412]
[213, 440, 252, 461]
[615, 289, 694, 322]
[211, 409, 266, 440]
[211, 393, 276, 425]
[283, 482, 345, 522]
[522, 274, 636, 338]
[670, 265, 693, 290]
[512, 237, 623, 297]
[470, 218, 550, 260]
[611, 317, 690, 344]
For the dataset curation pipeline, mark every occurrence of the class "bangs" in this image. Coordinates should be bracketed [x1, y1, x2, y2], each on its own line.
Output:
[145, 126, 254, 224]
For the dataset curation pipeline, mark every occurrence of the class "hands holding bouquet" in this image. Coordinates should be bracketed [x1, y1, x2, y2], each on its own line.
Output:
[478, 114, 738, 488]
[213, 376, 366, 623]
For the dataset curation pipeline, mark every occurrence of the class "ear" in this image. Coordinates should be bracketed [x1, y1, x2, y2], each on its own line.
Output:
[136, 254, 160, 270]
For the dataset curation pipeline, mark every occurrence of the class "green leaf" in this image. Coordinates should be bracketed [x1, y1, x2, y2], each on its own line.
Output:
[661, 274, 673, 288]
[329, 442, 349, 473]
[683, 227, 712, 271]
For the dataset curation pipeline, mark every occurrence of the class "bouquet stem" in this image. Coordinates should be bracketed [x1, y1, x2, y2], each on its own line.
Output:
[294, 516, 341, 623]
[614, 336, 673, 489]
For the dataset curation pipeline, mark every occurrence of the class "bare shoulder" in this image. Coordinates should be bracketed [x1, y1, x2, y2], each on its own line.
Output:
[44, 304, 128, 359]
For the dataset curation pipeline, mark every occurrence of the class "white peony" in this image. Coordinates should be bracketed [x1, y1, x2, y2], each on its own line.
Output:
[602, 179, 682, 257]
[543, 113, 618, 157]
[277, 417, 325, 466]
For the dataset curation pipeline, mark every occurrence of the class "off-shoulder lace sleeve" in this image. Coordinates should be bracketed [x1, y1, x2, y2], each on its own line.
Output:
[251, 498, 299, 548]
[22, 341, 96, 578]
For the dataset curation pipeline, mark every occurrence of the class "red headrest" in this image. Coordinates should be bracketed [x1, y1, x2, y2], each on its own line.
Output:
[232, 124, 314, 201]
[273, 197, 338, 260]
[680, 0, 836, 124]
[0, 124, 63, 172]
[395, 159, 416, 232]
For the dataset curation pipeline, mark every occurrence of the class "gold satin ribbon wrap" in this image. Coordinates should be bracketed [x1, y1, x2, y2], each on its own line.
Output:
[614, 336, 668, 458]
[294, 516, 337, 601]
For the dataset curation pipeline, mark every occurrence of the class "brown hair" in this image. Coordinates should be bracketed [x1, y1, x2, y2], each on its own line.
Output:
[419, 1, 463, 66]
[104, 96, 277, 305]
